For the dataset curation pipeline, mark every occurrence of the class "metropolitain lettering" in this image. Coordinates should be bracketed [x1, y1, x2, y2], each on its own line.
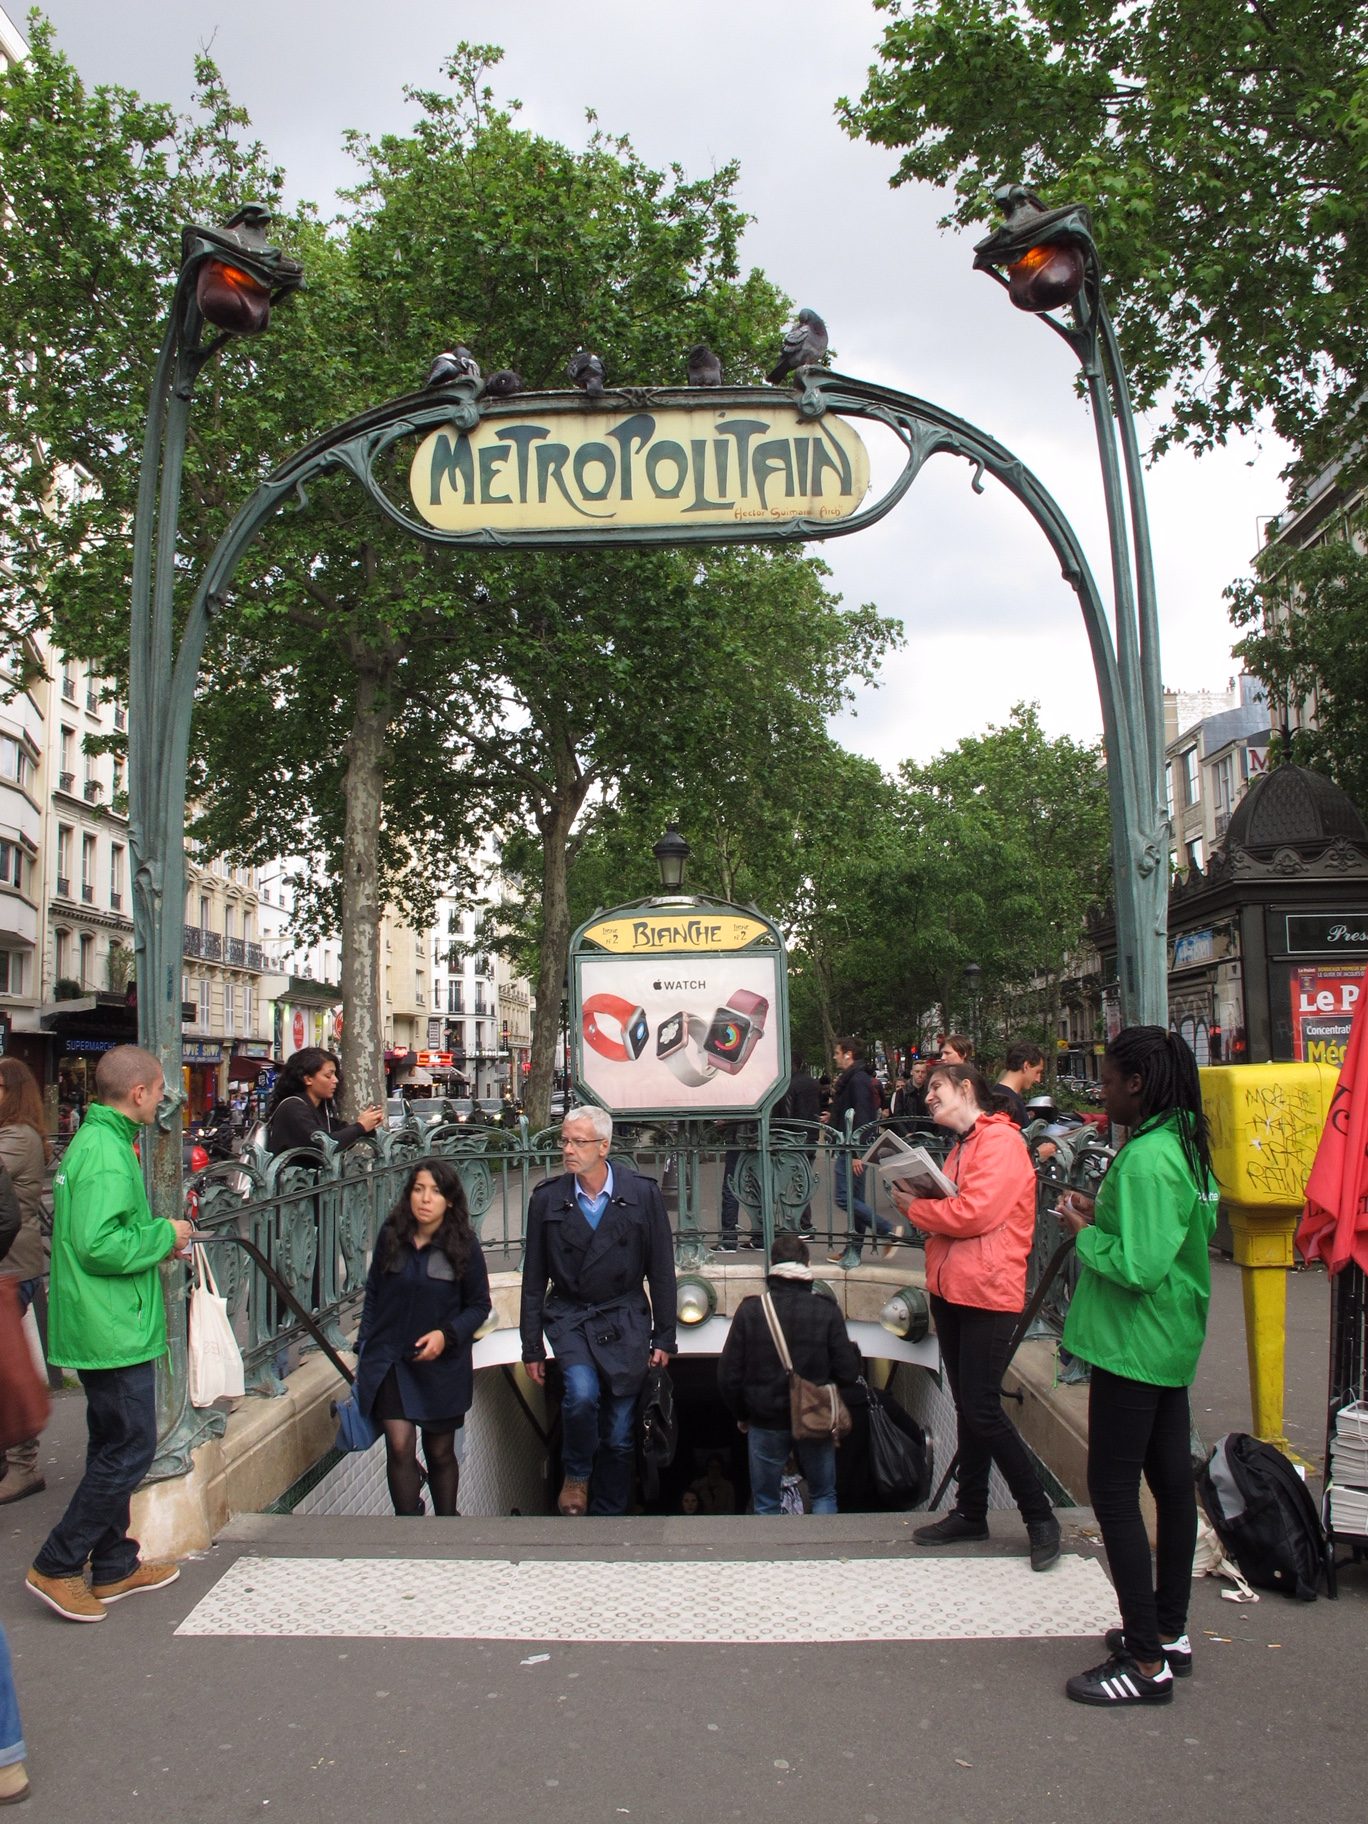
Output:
[428, 411, 857, 521]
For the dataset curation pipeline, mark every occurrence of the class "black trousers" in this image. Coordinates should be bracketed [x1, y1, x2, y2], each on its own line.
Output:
[1087, 1365, 1197, 1663]
[930, 1295, 1052, 1527]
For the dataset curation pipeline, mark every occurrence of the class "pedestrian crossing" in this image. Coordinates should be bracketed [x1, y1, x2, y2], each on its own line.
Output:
[175, 1552, 1118, 1642]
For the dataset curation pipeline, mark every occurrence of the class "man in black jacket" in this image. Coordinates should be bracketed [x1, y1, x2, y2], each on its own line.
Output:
[825, 1037, 894, 1265]
[521, 1107, 677, 1516]
[718, 1231, 862, 1513]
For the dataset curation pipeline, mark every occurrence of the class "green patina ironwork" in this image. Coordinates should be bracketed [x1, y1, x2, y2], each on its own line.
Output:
[130, 201, 1166, 1476]
[169, 1108, 1093, 1482]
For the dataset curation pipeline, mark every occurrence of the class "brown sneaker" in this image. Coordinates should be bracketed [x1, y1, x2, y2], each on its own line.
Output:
[25, 1567, 106, 1623]
[557, 1478, 589, 1516]
[0, 1469, 45, 1506]
[90, 1560, 180, 1604]
[0, 1759, 30, 1804]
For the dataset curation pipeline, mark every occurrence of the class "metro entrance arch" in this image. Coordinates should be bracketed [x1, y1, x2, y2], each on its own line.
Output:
[129, 196, 1169, 1472]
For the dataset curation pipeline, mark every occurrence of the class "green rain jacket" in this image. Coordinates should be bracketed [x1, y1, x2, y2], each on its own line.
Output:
[1062, 1112, 1218, 1388]
[47, 1103, 176, 1370]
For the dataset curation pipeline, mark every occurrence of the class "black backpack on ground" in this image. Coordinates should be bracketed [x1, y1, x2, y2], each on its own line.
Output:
[1198, 1431, 1334, 1601]
[636, 1365, 678, 1501]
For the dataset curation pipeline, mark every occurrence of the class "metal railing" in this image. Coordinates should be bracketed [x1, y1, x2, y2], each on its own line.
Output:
[165, 1108, 1114, 1474]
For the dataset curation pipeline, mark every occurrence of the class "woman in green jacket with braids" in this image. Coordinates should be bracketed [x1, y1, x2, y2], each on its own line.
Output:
[1057, 1027, 1218, 1708]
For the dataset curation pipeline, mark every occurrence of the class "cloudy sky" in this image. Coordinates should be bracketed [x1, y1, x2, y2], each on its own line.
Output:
[29, 0, 1289, 770]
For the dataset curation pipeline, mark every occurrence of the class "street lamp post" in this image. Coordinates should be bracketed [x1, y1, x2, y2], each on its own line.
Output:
[652, 824, 692, 895]
[962, 960, 982, 1056]
[128, 206, 303, 1474]
[972, 187, 1170, 1028]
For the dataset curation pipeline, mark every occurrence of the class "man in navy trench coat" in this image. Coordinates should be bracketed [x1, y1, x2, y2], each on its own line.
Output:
[521, 1107, 677, 1515]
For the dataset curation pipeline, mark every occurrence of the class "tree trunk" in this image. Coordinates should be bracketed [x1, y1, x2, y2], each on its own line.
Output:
[338, 662, 390, 1111]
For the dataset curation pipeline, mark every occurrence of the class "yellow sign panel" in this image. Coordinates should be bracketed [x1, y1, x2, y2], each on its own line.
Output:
[582, 913, 772, 954]
[408, 403, 870, 535]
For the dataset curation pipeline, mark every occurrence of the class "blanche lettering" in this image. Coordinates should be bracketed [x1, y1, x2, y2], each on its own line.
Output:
[629, 919, 725, 949]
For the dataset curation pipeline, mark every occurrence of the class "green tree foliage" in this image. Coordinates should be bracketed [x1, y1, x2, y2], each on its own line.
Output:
[787, 705, 1111, 1064]
[1229, 525, 1368, 812]
[2, 31, 899, 1114]
[839, 0, 1368, 481]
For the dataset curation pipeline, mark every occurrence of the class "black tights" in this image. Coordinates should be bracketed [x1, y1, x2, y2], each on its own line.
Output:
[383, 1419, 460, 1517]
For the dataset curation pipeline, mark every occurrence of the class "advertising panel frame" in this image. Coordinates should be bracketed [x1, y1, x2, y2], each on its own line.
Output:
[568, 896, 792, 1122]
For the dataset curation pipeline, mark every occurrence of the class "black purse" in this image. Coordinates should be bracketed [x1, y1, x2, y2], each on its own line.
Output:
[865, 1380, 931, 1509]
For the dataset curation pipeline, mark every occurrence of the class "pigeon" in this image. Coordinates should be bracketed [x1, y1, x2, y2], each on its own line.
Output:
[483, 368, 523, 398]
[686, 344, 723, 387]
[424, 344, 481, 388]
[567, 347, 606, 397]
[766, 308, 828, 385]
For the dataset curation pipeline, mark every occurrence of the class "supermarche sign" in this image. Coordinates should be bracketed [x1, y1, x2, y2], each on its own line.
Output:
[409, 403, 870, 535]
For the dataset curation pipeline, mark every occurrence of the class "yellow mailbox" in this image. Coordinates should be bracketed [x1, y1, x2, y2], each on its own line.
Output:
[1200, 1062, 1338, 1450]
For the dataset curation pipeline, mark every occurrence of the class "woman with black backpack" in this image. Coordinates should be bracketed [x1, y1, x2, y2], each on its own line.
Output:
[1056, 1026, 1219, 1707]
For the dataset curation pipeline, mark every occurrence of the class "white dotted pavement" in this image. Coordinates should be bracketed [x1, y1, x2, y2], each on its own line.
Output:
[175, 1552, 1118, 1643]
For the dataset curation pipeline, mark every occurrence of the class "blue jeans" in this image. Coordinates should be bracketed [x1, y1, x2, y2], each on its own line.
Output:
[560, 1361, 637, 1516]
[747, 1426, 838, 1514]
[0, 1625, 23, 1769]
[34, 1359, 158, 1582]
[834, 1155, 890, 1246]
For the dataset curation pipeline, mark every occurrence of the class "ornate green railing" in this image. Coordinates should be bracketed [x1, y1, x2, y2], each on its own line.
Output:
[158, 1106, 1111, 1476]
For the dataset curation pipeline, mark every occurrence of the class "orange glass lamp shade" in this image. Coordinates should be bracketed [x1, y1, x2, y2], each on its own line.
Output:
[1005, 240, 1086, 313]
[196, 259, 272, 335]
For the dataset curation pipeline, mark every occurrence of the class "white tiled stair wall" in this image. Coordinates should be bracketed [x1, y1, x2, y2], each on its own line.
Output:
[293, 1357, 1010, 1519]
[294, 1365, 549, 1518]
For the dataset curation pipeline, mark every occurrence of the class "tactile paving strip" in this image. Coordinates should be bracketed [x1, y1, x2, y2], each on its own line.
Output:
[176, 1553, 1117, 1642]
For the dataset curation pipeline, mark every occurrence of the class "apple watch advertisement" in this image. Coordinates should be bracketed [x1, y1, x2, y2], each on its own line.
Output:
[576, 958, 783, 1113]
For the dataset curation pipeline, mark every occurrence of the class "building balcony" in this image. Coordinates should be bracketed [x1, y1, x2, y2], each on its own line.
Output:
[85, 691, 98, 712]
[246, 942, 263, 971]
[58, 771, 74, 793]
[225, 937, 246, 967]
[114, 705, 126, 732]
[83, 780, 101, 802]
[80, 883, 93, 903]
[110, 891, 122, 912]
[61, 676, 76, 703]
[56, 875, 71, 898]
[183, 924, 203, 958]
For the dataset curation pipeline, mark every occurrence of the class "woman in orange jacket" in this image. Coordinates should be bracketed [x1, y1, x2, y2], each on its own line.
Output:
[892, 1062, 1059, 1570]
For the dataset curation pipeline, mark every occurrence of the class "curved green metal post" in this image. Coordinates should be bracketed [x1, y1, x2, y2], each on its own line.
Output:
[127, 210, 303, 1477]
[132, 205, 1157, 1478]
[973, 188, 1171, 1025]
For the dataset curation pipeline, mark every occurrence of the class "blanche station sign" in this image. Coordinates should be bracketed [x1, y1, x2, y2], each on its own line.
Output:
[409, 402, 870, 535]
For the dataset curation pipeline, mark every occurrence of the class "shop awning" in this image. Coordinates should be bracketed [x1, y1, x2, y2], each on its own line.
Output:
[227, 1052, 276, 1081]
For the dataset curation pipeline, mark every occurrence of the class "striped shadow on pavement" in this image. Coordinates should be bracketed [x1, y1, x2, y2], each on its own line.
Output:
[176, 1554, 1118, 1643]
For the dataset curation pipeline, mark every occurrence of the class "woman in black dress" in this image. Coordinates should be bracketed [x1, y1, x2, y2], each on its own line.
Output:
[355, 1159, 491, 1516]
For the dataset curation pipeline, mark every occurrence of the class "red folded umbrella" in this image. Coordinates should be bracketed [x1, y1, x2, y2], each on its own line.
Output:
[1297, 995, 1368, 1275]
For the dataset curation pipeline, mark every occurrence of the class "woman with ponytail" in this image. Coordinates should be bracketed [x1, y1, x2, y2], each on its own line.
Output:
[1057, 1026, 1218, 1708]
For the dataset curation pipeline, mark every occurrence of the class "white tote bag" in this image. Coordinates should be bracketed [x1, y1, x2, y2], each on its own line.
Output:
[188, 1246, 245, 1406]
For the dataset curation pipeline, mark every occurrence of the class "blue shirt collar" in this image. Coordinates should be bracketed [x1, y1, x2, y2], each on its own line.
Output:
[575, 1161, 614, 1223]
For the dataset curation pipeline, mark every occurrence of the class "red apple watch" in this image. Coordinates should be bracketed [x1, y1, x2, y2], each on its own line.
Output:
[582, 993, 650, 1062]
[701, 989, 769, 1075]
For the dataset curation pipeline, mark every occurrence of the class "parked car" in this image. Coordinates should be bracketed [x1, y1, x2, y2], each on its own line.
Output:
[385, 1097, 412, 1129]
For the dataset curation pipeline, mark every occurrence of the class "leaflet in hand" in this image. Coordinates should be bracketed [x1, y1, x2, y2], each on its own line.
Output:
[859, 1130, 957, 1200]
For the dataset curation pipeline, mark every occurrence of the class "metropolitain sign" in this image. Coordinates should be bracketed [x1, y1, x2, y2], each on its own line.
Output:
[408, 403, 870, 535]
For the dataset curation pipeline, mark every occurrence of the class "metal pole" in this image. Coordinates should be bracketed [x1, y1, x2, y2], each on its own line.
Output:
[972, 190, 1171, 1028]
[127, 210, 302, 1476]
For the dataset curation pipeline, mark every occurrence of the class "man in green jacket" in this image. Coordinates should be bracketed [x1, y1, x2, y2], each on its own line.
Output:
[26, 1046, 191, 1624]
